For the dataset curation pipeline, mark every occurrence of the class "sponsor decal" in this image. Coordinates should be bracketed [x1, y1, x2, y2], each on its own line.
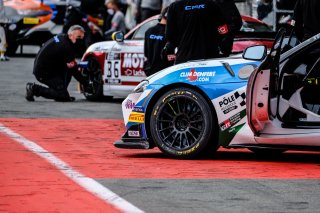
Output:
[133, 107, 144, 112]
[220, 112, 242, 131]
[122, 53, 144, 69]
[219, 91, 246, 114]
[180, 68, 215, 82]
[185, 4, 205, 10]
[128, 112, 145, 123]
[124, 69, 133, 76]
[121, 53, 146, 76]
[124, 69, 145, 77]
[125, 99, 136, 109]
[128, 131, 140, 137]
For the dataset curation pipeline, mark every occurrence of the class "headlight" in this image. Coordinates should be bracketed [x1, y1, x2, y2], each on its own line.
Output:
[133, 80, 149, 93]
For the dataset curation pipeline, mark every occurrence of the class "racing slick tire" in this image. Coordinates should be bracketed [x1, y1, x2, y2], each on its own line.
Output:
[81, 56, 106, 101]
[150, 87, 218, 159]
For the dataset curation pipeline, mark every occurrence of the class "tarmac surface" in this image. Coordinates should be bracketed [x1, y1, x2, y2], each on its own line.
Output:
[1, 48, 320, 213]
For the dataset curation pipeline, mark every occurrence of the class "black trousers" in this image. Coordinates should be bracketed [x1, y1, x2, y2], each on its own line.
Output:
[33, 72, 73, 101]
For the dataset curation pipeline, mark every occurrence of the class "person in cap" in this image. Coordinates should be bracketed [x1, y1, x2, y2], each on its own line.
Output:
[144, 7, 175, 76]
[25, 25, 89, 102]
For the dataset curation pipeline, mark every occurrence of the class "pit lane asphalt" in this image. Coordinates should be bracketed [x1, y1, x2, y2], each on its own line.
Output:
[1, 48, 320, 213]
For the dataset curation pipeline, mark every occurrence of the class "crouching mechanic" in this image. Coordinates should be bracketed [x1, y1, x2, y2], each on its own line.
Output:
[26, 25, 90, 102]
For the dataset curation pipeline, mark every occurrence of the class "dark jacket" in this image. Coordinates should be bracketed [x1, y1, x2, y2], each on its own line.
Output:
[33, 34, 77, 79]
[166, 0, 228, 64]
[144, 23, 174, 76]
[215, 0, 242, 56]
[293, 0, 320, 41]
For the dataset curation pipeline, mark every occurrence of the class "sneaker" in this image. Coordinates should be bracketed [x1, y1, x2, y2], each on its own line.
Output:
[0, 56, 9, 61]
[25, 83, 35, 101]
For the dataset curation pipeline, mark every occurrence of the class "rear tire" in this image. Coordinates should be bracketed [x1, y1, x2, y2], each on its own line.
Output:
[150, 87, 218, 159]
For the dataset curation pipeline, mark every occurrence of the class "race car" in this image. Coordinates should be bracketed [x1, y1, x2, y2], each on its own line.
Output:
[80, 15, 275, 101]
[2, 0, 61, 55]
[114, 30, 320, 159]
[113, 51, 262, 158]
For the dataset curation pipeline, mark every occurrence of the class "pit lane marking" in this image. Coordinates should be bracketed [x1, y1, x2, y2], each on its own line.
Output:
[0, 124, 144, 213]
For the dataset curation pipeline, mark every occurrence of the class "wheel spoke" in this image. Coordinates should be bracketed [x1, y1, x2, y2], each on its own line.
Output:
[189, 110, 201, 119]
[176, 99, 181, 114]
[190, 118, 204, 124]
[183, 133, 191, 147]
[188, 102, 196, 114]
[179, 133, 183, 148]
[186, 130, 197, 142]
[171, 132, 179, 146]
[163, 110, 174, 119]
[189, 126, 202, 132]
[159, 126, 173, 132]
[163, 130, 176, 141]
[182, 97, 187, 113]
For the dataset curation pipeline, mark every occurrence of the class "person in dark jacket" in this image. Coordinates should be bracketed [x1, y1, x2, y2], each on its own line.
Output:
[293, 0, 320, 42]
[136, 0, 163, 23]
[144, 7, 175, 76]
[25, 25, 89, 102]
[165, 0, 228, 64]
[215, 0, 242, 57]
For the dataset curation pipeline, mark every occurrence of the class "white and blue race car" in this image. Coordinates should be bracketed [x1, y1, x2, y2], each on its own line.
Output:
[114, 51, 261, 158]
[115, 30, 320, 159]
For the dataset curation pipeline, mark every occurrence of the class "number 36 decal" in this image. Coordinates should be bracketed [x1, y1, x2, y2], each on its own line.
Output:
[106, 60, 121, 78]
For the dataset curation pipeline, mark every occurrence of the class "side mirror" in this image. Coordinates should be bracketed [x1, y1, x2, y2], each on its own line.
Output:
[112, 31, 124, 42]
[242, 45, 267, 61]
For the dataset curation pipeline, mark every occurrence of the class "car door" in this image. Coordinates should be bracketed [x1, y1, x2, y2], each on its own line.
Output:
[104, 18, 158, 97]
[247, 33, 320, 146]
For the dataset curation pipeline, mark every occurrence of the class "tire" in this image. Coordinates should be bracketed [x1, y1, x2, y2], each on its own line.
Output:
[81, 57, 106, 101]
[150, 87, 218, 159]
[248, 148, 286, 155]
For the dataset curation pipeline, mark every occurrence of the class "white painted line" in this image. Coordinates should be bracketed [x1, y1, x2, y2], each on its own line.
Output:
[0, 124, 144, 213]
